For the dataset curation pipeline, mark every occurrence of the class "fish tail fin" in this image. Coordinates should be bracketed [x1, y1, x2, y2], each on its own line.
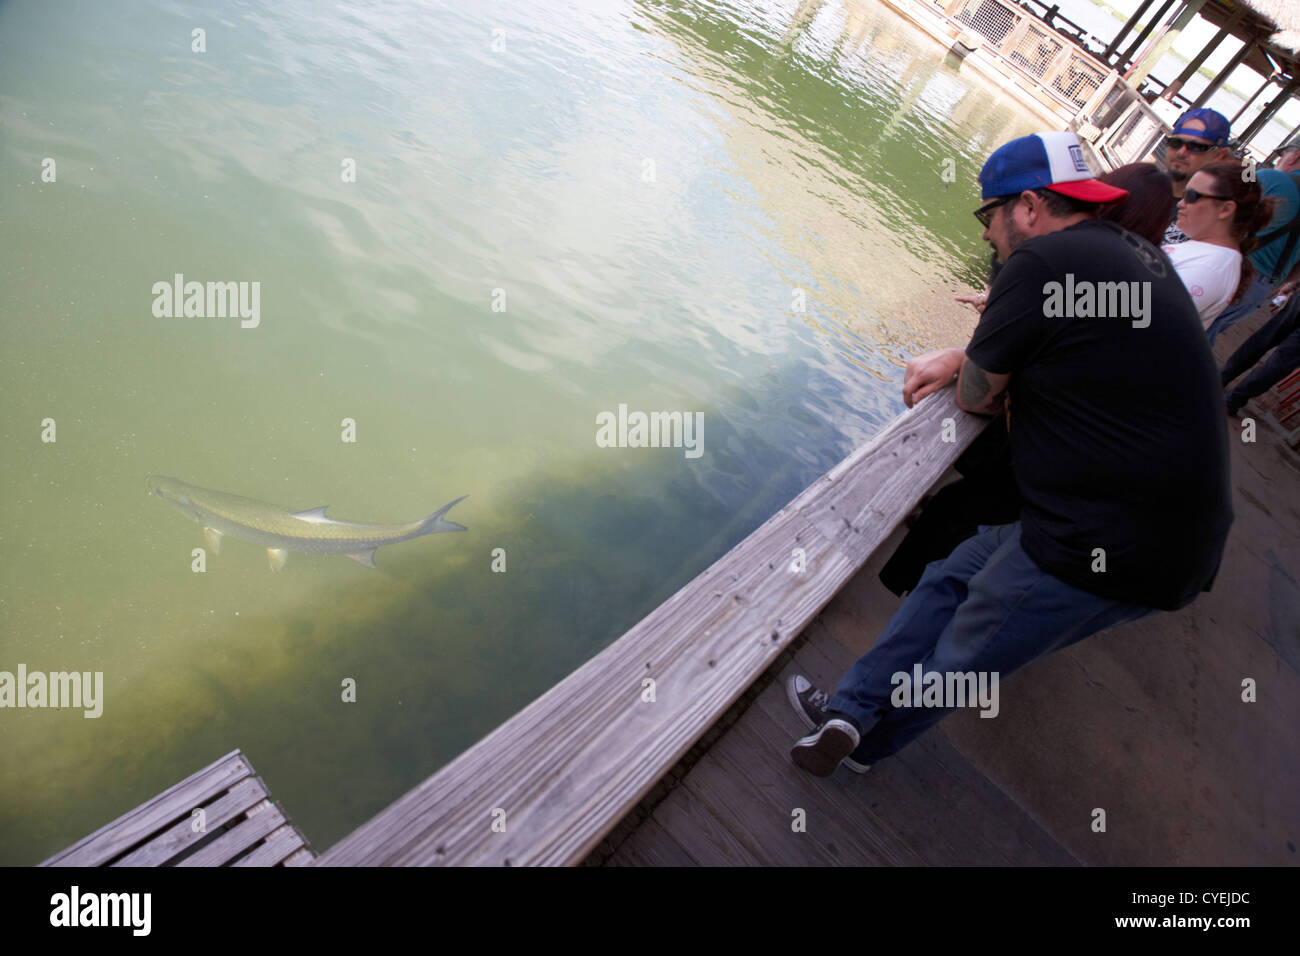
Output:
[420, 494, 468, 535]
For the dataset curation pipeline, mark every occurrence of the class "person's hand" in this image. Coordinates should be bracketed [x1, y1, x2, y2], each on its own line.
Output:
[903, 347, 965, 408]
[955, 286, 991, 313]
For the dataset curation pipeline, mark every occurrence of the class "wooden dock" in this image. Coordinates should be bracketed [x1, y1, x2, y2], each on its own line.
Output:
[41, 750, 313, 867]
[600, 616, 1075, 865]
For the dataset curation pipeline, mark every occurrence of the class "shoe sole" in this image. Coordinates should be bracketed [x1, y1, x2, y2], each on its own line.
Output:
[791, 721, 858, 777]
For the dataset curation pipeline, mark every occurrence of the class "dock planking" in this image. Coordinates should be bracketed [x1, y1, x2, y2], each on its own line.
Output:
[318, 394, 990, 866]
[602, 621, 1079, 865]
[42, 750, 313, 867]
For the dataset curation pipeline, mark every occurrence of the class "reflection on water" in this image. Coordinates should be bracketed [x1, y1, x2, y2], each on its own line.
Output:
[0, 0, 1036, 863]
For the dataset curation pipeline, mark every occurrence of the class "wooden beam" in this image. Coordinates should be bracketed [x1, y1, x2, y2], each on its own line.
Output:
[1238, 74, 1300, 147]
[1163, 5, 1245, 101]
[318, 391, 992, 866]
[1127, 0, 1208, 88]
[1104, 0, 1157, 64]
[1191, 38, 1253, 108]
[41, 751, 252, 867]
[1117, 0, 1177, 73]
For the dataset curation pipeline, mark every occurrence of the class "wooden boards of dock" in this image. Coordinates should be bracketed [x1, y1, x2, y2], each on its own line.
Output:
[319, 393, 989, 866]
[41, 750, 313, 867]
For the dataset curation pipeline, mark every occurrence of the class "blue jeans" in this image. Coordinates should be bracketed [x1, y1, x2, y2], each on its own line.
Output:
[1205, 273, 1276, 347]
[828, 522, 1155, 763]
[1222, 293, 1300, 414]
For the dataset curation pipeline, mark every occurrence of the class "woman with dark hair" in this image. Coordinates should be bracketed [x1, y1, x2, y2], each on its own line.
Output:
[1097, 162, 1174, 246]
[1163, 160, 1275, 328]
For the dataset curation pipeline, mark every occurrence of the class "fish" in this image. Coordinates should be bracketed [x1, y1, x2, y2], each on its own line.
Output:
[146, 475, 467, 571]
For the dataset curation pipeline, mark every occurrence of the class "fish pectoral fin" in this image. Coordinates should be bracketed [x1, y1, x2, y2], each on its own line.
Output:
[291, 506, 332, 523]
[267, 548, 288, 572]
[345, 550, 378, 569]
[203, 527, 223, 555]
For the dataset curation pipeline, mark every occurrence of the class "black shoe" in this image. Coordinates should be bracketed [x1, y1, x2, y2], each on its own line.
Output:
[786, 675, 870, 775]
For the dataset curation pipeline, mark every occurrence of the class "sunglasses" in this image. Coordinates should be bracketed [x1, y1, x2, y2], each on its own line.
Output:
[1183, 188, 1229, 204]
[974, 194, 1017, 228]
[1165, 136, 1217, 154]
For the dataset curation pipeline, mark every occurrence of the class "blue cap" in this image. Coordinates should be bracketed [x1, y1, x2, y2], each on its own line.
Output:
[1172, 109, 1230, 146]
[979, 131, 1127, 202]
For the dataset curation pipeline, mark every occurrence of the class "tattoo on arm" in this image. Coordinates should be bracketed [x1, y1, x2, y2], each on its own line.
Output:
[959, 359, 992, 408]
[958, 358, 1007, 414]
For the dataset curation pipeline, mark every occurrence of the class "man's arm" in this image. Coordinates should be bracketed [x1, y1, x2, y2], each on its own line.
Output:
[956, 356, 1010, 415]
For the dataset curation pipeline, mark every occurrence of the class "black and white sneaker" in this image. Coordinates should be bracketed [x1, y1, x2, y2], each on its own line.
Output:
[786, 675, 871, 774]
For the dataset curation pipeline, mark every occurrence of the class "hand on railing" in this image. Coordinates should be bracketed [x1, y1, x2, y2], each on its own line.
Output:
[903, 347, 966, 409]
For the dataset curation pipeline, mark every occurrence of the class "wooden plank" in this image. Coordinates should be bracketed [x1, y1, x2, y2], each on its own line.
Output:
[678, 748, 831, 866]
[42, 751, 252, 867]
[318, 395, 988, 867]
[785, 626, 1075, 865]
[648, 782, 764, 866]
[175, 801, 285, 868]
[603, 816, 699, 867]
[112, 777, 268, 867]
[791, 395, 989, 566]
[231, 824, 308, 867]
[722, 694, 925, 866]
[282, 848, 315, 867]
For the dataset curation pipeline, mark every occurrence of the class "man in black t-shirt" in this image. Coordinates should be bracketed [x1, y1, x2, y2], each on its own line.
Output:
[786, 132, 1234, 777]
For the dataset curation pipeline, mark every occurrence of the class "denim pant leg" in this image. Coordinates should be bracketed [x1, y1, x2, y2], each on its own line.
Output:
[829, 523, 1155, 764]
[828, 523, 1020, 736]
[1225, 327, 1300, 413]
[1206, 274, 1275, 347]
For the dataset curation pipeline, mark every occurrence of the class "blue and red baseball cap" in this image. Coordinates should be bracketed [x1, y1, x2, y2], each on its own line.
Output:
[980, 131, 1127, 203]
[1172, 108, 1231, 146]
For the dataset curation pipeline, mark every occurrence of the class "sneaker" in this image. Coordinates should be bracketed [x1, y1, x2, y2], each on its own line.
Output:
[786, 675, 871, 774]
[786, 674, 830, 732]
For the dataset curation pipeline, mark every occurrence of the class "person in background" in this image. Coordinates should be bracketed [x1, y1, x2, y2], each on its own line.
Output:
[1162, 109, 1233, 246]
[1223, 292, 1300, 418]
[1163, 162, 1272, 330]
[1205, 132, 1300, 344]
[1098, 162, 1173, 246]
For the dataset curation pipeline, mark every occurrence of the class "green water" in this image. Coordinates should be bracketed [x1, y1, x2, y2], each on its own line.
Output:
[0, 0, 1035, 864]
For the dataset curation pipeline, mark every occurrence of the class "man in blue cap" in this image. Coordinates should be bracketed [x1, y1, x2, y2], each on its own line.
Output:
[1163, 108, 1233, 246]
[785, 131, 1233, 777]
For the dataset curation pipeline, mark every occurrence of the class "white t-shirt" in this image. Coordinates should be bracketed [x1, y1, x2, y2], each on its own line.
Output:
[1161, 240, 1242, 329]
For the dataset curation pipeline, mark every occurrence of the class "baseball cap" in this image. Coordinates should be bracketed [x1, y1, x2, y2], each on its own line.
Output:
[979, 131, 1128, 203]
[1172, 108, 1231, 146]
[1280, 131, 1300, 153]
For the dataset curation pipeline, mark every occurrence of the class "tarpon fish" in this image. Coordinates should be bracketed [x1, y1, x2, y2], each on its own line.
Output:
[146, 475, 467, 571]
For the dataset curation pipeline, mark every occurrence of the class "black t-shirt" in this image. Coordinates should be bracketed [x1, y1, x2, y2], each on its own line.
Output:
[966, 219, 1232, 611]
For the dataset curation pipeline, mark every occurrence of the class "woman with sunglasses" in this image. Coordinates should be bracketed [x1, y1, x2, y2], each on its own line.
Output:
[1162, 161, 1274, 329]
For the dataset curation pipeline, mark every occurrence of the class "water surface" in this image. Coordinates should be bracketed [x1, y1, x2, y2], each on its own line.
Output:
[0, 0, 1035, 863]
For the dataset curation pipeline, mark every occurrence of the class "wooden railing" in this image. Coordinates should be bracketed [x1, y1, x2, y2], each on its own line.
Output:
[318, 390, 990, 865]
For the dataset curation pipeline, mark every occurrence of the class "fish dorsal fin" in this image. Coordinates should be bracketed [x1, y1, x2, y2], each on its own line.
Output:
[292, 506, 332, 524]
